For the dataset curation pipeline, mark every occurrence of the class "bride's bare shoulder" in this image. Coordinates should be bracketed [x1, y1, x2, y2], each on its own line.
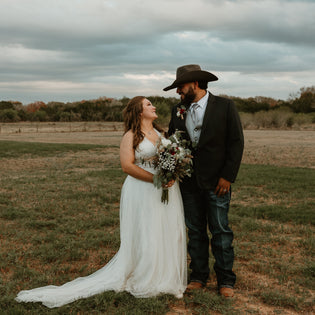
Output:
[122, 130, 134, 140]
[120, 130, 134, 148]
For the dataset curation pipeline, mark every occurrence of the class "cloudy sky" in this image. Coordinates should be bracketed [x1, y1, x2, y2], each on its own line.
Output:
[0, 0, 314, 104]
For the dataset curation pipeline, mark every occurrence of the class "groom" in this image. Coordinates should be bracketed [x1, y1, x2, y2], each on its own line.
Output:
[164, 64, 244, 298]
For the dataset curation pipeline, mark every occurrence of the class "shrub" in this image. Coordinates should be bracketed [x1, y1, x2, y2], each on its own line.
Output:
[30, 110, 49, 122]
[239, 109, 309, 129]
[291, 88, 315, 113]
[293, 113, 312, 126]
[154, 101, 171, 126]
[60, 112, 71, 122]
[0, 109, 20, 122]
[239, 112, 254, 129]
[0, 101, 15, 110]
[286, 116, 294, 128]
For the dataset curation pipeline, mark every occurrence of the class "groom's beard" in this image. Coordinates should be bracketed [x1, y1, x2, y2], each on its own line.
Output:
[180, 87, 196, 108]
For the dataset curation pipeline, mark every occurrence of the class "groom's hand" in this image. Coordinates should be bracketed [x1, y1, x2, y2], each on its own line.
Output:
[214, 178, 231, 197]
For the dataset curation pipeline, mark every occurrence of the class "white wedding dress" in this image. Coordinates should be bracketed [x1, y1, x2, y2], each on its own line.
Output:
[15, 133, 187, 308]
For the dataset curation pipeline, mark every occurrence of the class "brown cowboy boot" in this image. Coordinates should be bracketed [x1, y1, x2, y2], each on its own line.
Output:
[219, 287, 234, 298]
[185, 281, 204, 292]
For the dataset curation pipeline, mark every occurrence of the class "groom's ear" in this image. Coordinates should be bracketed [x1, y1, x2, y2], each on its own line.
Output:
[193, 81, 200, 90]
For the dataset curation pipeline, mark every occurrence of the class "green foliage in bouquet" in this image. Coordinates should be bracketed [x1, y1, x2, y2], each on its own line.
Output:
[153, 130, 193, 203]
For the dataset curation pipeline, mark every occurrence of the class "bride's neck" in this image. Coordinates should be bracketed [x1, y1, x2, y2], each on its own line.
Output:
[141, 120, 154, 133]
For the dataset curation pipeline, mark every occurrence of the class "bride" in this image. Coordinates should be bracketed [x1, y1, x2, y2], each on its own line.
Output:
[15, 96, 187, 308]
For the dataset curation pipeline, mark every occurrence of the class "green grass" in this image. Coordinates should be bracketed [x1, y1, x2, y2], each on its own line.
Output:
[0, 140, 117, 158]
[232, 164, 315, 225]
[0, 140, 314, 314]
[183, 290, 235, 315]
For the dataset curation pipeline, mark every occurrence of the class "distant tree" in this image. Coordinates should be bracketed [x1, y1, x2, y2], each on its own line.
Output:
[44, 101, 67, 121]
[271, 100, 292, 112]
[148, 99, 171, 125]
[119, 97, 130, 107]
[26, 101, 47, 113]
[253, 96, 278, 107]
[290, 86, 315, 113]
[148, 96, 178, 110]
[59, 112, 71, 122]
[76, 100, 99, 121]
[233, 97, 270, 113]
[0, 101, 15, 110]
[0, 109, 20, 122]
[2, 88, 314, 123]
[32, 110, 48, 122]
[12, 101, 23, 107]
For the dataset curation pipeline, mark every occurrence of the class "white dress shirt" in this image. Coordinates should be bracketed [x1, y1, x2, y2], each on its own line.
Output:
[185, 91, 209, 144]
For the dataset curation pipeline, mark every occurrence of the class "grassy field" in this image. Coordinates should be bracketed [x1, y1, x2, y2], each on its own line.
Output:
[0, 135, 314, 314]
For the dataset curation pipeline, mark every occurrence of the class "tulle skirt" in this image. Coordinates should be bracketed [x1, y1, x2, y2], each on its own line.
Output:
[15, 175, 187, 308]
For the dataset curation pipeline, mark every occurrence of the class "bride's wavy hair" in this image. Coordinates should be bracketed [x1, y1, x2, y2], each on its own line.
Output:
[123, 96, 163, 149]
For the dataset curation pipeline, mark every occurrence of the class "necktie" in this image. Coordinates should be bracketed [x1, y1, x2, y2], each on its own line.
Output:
[191, 103, 200, 125]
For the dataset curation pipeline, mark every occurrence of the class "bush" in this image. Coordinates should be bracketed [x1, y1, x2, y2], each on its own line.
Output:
[29, 110, 49, 122]
[0, 101, 15, 110]
[239, 112, 253, 129]
[239, 109, 312, 129]
[286, 116, 294, 128]
[154, 101, 171, 126]
[0, 109, 20, 122]
[293, 113, 312, 126]
[59, 112, 71, 122]
[234, 97, 270, 113]
[59, 111, 81, 122]
[290, 86, 315, 113]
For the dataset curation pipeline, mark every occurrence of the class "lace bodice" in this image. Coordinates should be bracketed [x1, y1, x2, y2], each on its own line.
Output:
[135, 130, 161, 173]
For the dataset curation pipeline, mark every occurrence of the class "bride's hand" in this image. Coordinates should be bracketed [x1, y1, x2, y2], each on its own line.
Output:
[163, 179, 175, 188]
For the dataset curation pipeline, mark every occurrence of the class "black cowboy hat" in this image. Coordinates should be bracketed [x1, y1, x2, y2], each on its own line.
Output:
[163, 64, 218, 91]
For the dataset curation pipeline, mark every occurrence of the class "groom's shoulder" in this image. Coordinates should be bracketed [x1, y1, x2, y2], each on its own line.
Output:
[211, 94, 236, 111]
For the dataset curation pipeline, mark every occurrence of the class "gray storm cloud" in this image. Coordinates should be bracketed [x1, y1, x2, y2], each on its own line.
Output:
[0, 0, 314, 103]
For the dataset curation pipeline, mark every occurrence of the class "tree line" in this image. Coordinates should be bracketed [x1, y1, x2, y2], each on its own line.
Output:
[0, 86, 314, 123]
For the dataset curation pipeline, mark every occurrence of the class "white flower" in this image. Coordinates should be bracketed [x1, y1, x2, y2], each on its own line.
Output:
[179, 147, 185, 158]
[161, 138, 172, 147]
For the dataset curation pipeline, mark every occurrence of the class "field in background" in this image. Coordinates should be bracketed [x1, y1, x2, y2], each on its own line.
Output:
[0, 123, 314, 314]
[1, 121, 314, 169]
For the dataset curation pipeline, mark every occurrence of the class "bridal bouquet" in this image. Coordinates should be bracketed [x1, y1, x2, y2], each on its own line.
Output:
[153, 130, 193, 204]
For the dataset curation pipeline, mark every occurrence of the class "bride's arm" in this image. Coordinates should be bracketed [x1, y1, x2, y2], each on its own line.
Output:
[120, 130, 154, 183]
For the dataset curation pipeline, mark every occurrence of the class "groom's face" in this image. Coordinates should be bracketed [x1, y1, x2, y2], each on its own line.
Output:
[176, 82, 196, 106]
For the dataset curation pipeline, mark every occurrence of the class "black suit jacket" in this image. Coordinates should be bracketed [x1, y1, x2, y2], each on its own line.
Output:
[168, 92, 244, 190]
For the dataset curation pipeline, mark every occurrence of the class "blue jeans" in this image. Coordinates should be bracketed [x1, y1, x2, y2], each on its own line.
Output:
[180, 186, 236, 288]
